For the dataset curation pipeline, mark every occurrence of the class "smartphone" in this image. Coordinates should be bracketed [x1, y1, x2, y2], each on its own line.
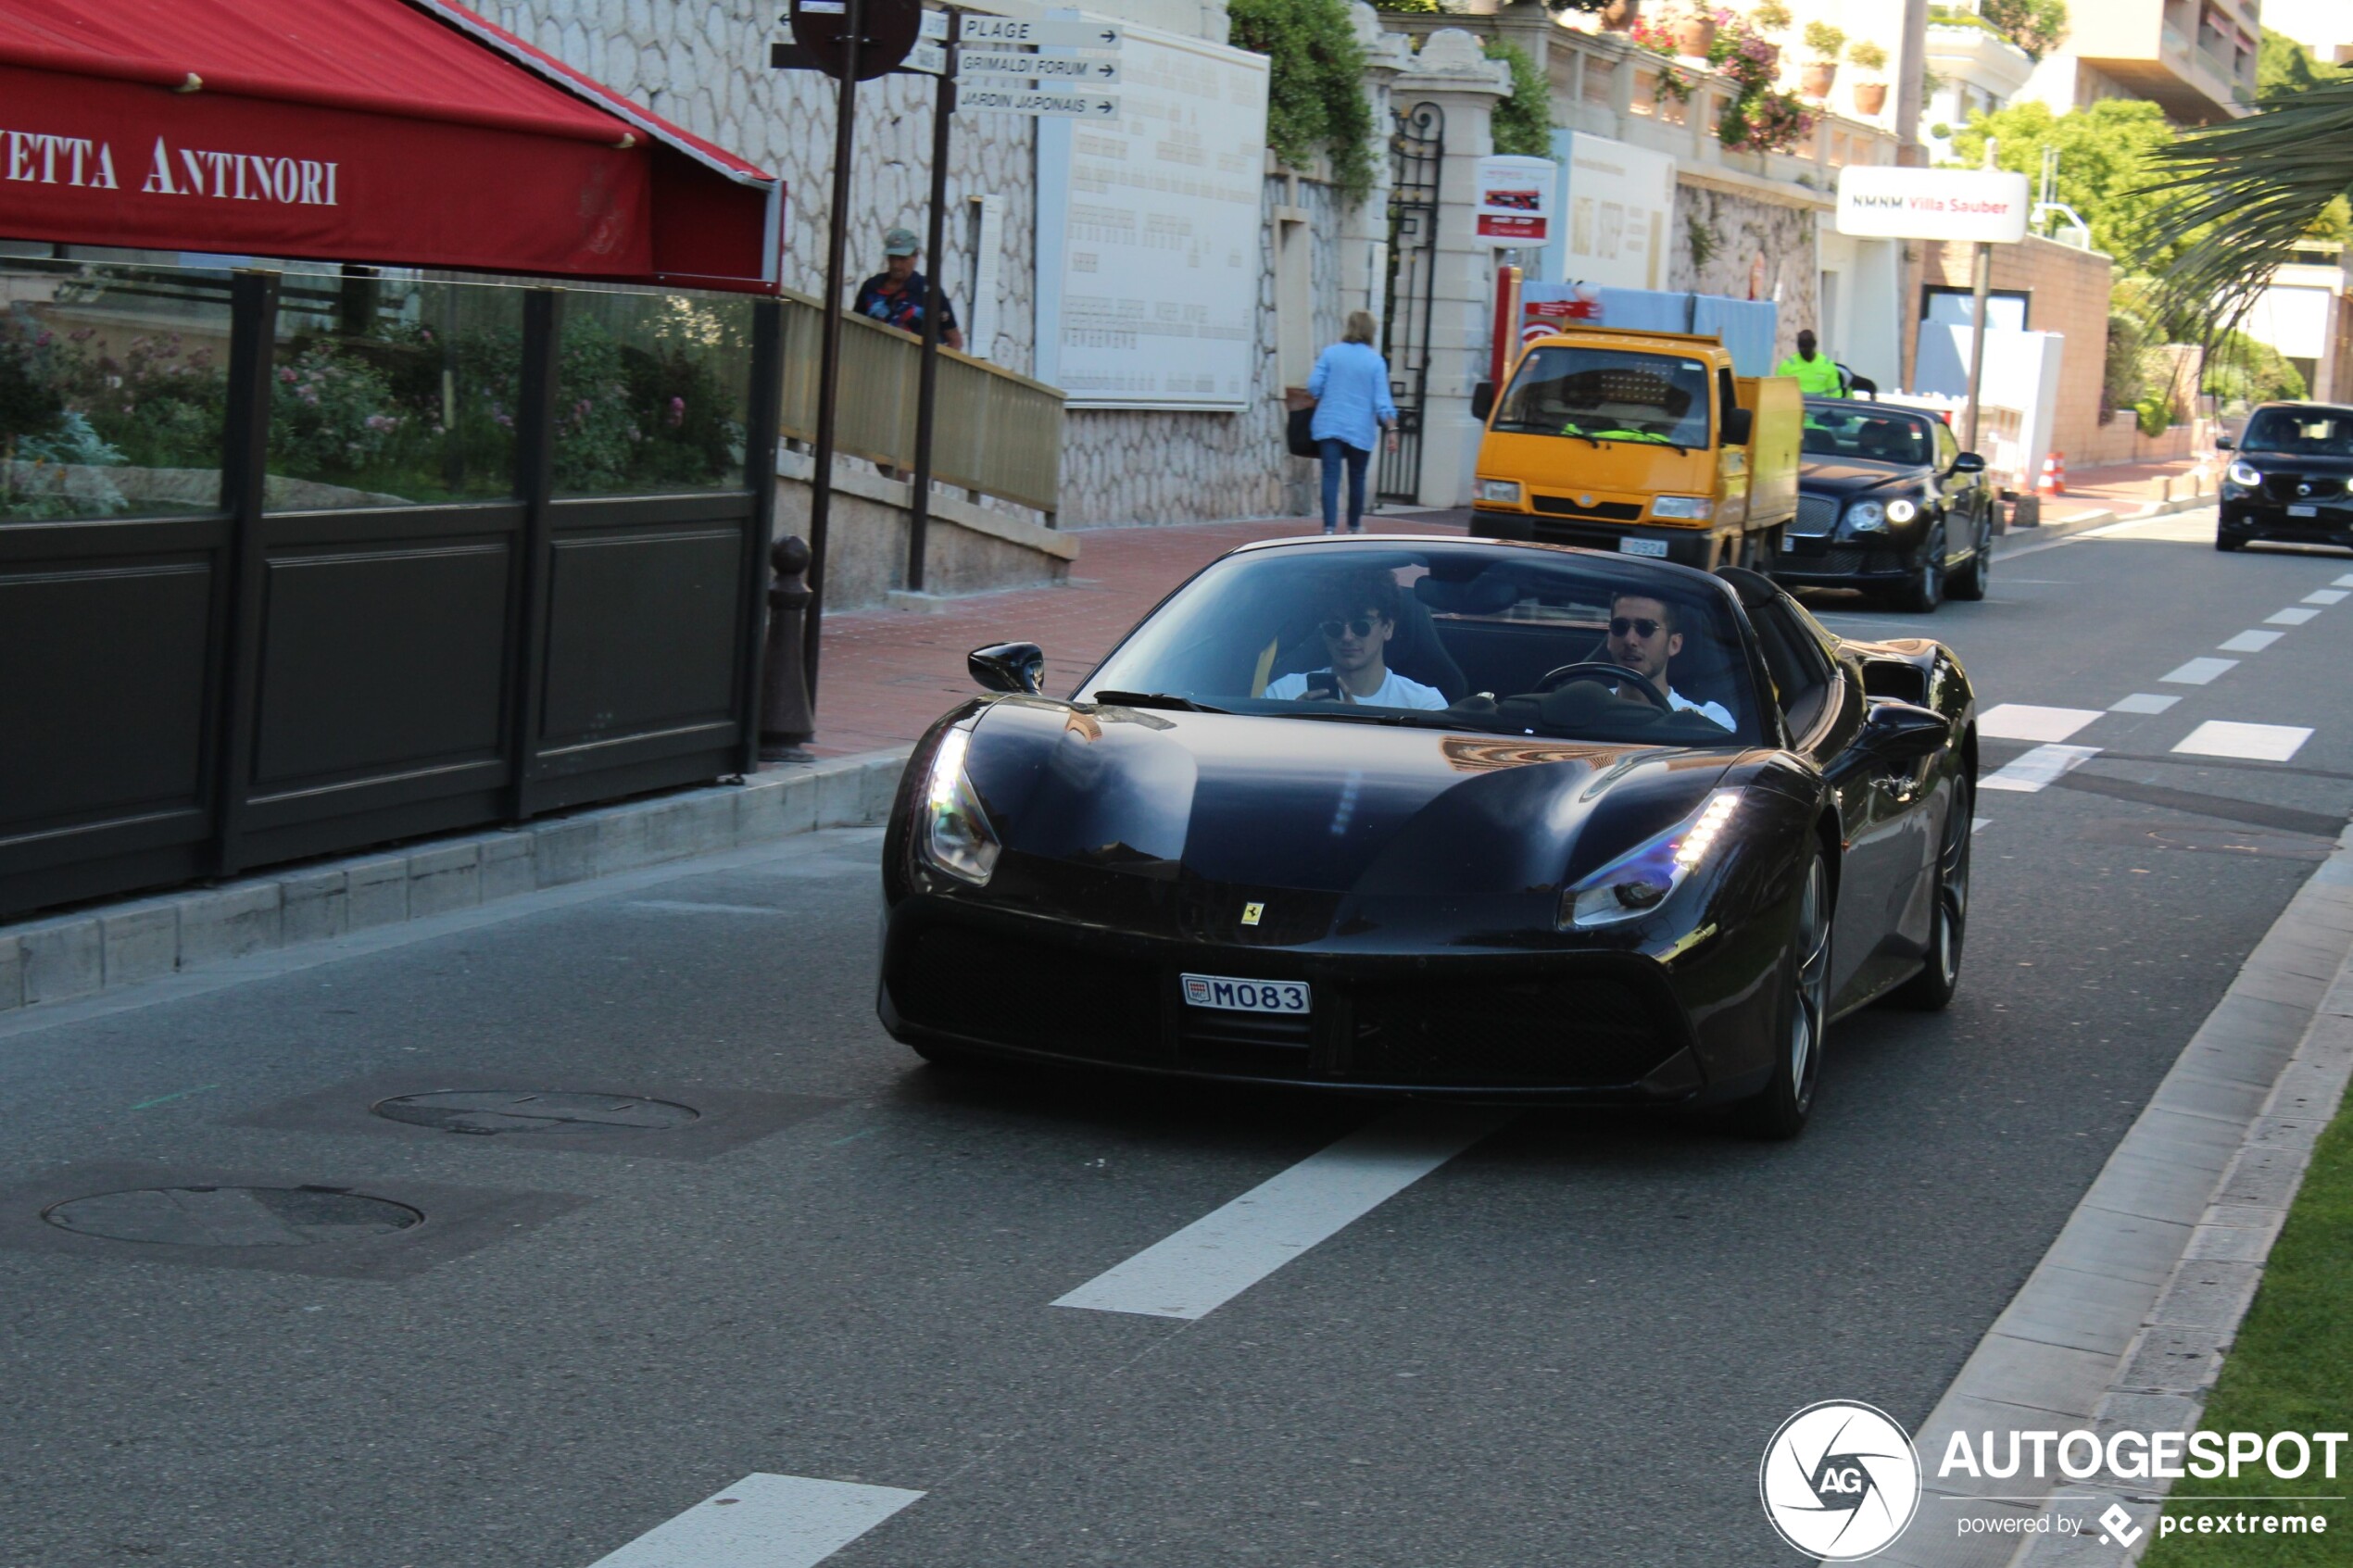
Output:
[1307, 671, 1341, 699]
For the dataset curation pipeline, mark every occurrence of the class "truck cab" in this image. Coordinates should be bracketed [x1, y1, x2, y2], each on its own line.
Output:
[1467, 326, 1801, 570]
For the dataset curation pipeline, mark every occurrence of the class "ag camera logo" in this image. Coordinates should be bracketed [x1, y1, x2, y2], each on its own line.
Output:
[1760, 1400, 1923, 1560]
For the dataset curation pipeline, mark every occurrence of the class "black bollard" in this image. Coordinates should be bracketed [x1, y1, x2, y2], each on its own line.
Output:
[759, 535, 816, 761]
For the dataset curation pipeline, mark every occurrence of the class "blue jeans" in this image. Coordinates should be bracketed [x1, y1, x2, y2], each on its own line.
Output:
[1318, 437, 1371, 532]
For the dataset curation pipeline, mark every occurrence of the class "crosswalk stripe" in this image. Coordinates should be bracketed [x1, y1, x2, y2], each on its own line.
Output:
[2304, 589, 2347, 605]
[585, 1474, 925, 1568]
[1977, 704, 2103, 742]
[2267, 608, 2320, 626]
[1982, 744, 2100, 793]
[2218, 630, 2284, 653]
[2172, 721, 2314, 763]
[2161, 658, 2237, 684]
[2109, 693, 2179, 714]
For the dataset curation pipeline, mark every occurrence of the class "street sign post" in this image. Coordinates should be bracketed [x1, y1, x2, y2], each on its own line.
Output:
[786, 0, 919, 80]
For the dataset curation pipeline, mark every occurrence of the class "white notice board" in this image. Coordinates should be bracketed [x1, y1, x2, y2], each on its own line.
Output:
[1034, 21, 1269, 409]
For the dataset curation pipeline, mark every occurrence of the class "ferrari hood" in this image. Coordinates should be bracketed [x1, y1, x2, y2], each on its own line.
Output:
[958, 698, 1732, 900]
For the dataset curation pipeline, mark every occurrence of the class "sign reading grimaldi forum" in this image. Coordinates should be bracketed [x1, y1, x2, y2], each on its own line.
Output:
[1834, 166, 2032, 244]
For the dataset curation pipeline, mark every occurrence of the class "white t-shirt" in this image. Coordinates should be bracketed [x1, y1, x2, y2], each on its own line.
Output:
[1667, 687, 1735, 731]
[1265, 668, 1448, 709]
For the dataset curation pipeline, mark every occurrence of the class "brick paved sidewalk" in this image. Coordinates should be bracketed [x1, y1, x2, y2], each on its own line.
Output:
[803, 510, 1463, 757]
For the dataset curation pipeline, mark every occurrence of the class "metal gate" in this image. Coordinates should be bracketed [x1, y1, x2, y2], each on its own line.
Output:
[1378, 102, 1443, 504]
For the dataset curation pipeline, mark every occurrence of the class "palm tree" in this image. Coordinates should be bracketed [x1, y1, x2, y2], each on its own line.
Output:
[2150, 78, 2353, 327]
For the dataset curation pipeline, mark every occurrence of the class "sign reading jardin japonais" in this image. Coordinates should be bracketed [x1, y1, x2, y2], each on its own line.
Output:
[1834, 166, 2031, 244]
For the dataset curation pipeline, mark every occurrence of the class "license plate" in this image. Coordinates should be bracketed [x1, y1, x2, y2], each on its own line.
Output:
[2289, 504, 2319, 517]
[1182, 974, 1310, 1014]
[1618, 536, 1669, 558]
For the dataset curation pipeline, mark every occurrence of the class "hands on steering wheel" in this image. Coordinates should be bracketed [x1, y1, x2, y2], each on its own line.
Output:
[1533, 661, 1673, 712]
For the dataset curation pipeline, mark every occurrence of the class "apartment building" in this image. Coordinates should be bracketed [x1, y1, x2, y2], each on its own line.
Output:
[2020, 0, 2259, 124]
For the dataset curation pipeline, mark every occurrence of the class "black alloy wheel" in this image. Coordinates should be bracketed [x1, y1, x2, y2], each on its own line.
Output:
[1736, 852, 1831, 1139]
[1894, 767, 1971, 1010]
[1894, 524, 1945, 612]
[1947, 513, 1991, 601]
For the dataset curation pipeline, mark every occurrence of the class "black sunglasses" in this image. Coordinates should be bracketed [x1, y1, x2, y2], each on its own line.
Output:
[1319, 615, 1383, 639]
[1608, 616, 1666, 639]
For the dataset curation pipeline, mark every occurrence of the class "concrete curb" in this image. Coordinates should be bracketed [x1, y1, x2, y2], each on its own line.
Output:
[0, 747, 915, 1017]
[1871, 826, 2353, 1567]
[1995, 489, 2218, 558]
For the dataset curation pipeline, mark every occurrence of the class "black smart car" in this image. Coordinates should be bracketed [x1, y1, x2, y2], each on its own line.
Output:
[1773, 398, 1994, 611]
[2218, 402, 2353, 553]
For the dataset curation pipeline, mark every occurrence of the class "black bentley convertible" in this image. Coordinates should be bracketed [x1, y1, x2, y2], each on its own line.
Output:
[1775, 398, 1994, 611]
[878, 537, 1977, 1138]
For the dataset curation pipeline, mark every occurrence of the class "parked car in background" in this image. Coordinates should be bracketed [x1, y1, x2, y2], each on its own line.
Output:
[1773, 399, 1993, 612]
[2217, 402, 2353, 554]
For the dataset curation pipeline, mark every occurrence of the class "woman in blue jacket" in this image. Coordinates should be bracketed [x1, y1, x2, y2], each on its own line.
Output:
[1305, 310, 1400, 533]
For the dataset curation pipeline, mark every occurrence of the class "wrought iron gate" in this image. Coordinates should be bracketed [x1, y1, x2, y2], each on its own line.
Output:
[1378, 102, 1443, 504]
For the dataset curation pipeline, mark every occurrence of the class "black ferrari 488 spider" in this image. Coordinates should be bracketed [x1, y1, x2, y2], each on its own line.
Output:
[878, 536, 1977, 1137]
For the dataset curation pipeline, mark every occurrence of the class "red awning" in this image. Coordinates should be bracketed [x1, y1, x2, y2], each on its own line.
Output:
[0, 0, 782, 292]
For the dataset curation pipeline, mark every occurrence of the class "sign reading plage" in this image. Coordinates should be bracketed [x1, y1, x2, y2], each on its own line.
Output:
[1033, 22, 1269, 410]
[1835, 166, 2032, 244]
[1474, 154, 1554, 245]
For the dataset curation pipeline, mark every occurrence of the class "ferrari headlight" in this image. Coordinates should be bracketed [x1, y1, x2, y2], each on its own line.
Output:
[1651, 495, 1713, 521]
[1885, 497, 1919, 523]
[920, 726, 1000, 885]
[1560, 790, 1742, 929]
[2227, 459, 2262, 488]
[1845, 501, 1888, 533]
[1475, 479, 1523, 505]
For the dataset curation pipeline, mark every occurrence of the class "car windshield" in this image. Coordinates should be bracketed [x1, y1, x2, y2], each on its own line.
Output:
[2240, 408, 2353, 457]
[1801, 407, 1935, 465]
[1490, 346, 1712, 449]
[1077, 543, 1766, 746]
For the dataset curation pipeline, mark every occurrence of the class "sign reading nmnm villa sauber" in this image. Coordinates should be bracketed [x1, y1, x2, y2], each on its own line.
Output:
[1034, 23, 1268, 410]
[1834, 166, 2032, 244]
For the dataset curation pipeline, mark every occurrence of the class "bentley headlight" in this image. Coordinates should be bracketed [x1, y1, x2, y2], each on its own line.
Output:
[1475, 479, 1523, 505]
[920, 725, 1000, 885]
[1652, 495, 1713, 521]
[1885, 497, 1919, 523]
[1561, 790, 1742, 929]
[1845, 501, 1888, 533]
[2227, 459, 2262, 488]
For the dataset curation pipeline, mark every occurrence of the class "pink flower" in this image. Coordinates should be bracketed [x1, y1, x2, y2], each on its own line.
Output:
[279, 368, 296, 383]
[667, 395, 686, 427]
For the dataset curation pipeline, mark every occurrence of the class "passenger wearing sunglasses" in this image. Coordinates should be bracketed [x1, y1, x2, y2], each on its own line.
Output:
[1264, 574, 1447, 709]
[1603, 593, 1733, 730]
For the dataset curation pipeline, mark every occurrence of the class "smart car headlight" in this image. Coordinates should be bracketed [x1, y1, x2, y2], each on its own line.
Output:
[1845, 500, 1888, 533]
[1560, 790, 1743, 929]
[920, 725, 1000, 885]
[2227, 459, 2262, 488]
[1652, 495, 1713, 521]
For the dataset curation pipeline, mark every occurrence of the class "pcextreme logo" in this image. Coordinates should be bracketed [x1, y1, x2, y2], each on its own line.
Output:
[1759, 1401, 1922, 1560]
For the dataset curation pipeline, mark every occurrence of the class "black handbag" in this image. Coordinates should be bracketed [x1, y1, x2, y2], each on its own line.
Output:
[1286, 407, 1318, 458]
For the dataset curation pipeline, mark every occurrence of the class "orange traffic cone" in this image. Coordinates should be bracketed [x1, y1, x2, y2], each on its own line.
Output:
[2037, 452, 2067, 495]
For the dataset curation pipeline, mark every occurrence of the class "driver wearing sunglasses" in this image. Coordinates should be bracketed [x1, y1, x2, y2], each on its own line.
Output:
[1264, 572, 1448, 709]
[1604, 592, 1733, 730]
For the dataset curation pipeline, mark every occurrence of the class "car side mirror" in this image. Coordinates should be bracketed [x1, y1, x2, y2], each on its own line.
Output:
[1951, 452, 1987, 474]
[1471, 381, 1495, 421]
[968, 642, 1045, 696]
[1858, 700, 1950, 765]
[2216, 433, 2234, 450]
[1721, 407, 1754, 445]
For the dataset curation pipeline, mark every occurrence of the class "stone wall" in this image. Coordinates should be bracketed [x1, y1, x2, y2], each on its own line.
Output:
[1668, 184, 1820, 363]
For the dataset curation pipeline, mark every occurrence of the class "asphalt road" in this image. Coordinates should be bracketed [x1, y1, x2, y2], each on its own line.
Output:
[3, 508, 2350, 1567]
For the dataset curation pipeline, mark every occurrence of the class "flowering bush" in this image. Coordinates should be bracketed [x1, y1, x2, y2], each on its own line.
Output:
[268, 342, 406, 481]
[1721, 84, 1815, 153]
[1631, 10, 1814, 155]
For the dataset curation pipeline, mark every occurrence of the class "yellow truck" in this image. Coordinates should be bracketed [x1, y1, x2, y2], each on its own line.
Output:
[1467, 325, 1803, 570]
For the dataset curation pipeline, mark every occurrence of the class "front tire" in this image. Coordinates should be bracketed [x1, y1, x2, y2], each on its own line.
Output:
[1947, 519, 1991, 601]
[1736, 852, 1831, 1140]
[1894, 770, 1970, 1010]
[1894, 527, 1945, 612]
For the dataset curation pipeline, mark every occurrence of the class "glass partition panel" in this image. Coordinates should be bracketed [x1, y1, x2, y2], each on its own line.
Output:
[553, 287, 754, 497]
[265, 274, 523, 510]
[0, 261, 233, 521]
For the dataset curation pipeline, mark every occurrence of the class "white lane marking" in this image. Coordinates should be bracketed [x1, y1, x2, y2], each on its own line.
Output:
[2162, 658, 2238, 685]
[628, 899, 794, 917]
[1972, 817, 1992, 834]
[1978, 704, 2104, 743]
[2336, 573, 2353, 587]
[585, 1474, 924, 1568]
[1982, 744, 2101, 794]
[2267, 607, 2321, 626]
[2172, 721, 2314, 763]
[2304, 589, 2348, 605]
[2109, 693, 2181, 714]
[1052, 1109, 1508, 1320]
[2219, 630, 2284, 652]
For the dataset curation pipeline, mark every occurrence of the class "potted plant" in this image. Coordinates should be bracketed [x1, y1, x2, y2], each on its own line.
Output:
[1848, 39, 1888, 115]
[1801, 19, 1843, 97]
[1750, 0, 1791, 31]
[1674, 6, 1719, 56]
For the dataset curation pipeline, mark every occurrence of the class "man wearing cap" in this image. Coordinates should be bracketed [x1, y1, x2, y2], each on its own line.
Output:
[855, 227, 963, 351]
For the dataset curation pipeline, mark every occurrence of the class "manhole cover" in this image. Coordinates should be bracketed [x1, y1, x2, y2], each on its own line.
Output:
[43, 1186, 422, 1247]
[369, 1091, 701, 1136]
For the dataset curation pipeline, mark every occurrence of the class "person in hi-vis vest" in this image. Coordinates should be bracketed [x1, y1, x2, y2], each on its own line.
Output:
[1776, 329, 1845, 397]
